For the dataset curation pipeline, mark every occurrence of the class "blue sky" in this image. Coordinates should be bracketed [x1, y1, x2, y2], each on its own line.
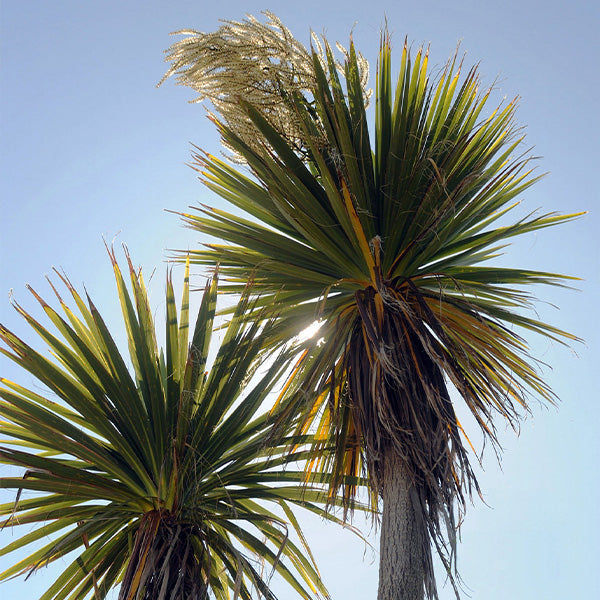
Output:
[1, 1, 598, 598]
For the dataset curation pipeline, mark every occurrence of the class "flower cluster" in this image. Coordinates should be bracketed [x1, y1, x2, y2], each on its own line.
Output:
[160, 11, 370, 160]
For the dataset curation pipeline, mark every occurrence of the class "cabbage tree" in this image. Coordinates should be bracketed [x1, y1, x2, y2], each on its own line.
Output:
[163, 15, 582, 598]
[0, 248, 347, 600]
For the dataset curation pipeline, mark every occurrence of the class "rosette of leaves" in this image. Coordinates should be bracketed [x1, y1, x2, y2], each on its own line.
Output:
[0, 248, 350, 600]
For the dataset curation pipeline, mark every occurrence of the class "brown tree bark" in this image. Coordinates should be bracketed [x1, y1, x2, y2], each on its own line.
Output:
[377, 448, 426, 600]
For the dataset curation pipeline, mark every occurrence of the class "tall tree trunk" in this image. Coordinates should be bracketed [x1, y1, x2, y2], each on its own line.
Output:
[377, 447, 426, 600]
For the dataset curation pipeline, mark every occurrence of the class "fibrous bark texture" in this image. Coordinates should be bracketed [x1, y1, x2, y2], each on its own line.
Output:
[377, 448, 426, 600]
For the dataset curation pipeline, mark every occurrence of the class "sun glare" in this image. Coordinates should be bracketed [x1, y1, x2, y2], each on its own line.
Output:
[296, 320, 325, 344]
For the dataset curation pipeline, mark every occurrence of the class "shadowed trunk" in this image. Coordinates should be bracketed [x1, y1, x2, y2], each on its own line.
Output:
[118, 511, 209, 600]
[377, 447, 427, 600]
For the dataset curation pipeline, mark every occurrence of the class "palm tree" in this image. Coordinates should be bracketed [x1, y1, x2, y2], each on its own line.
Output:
[0, 247, 350, 600]
[162, 14, 582, 600]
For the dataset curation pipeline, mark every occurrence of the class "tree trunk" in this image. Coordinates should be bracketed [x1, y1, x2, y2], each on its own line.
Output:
[377, 447, 426, 600]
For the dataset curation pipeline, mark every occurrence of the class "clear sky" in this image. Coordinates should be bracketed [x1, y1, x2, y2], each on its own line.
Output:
[1, 1, 598, 598]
